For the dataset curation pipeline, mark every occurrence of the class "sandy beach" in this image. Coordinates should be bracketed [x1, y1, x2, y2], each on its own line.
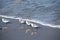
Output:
[0, 17, 60, 40]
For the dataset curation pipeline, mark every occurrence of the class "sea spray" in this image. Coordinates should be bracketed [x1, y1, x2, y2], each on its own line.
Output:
[0, 15, 60, 28]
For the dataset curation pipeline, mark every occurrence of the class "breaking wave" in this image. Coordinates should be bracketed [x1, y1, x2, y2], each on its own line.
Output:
[0, 15, 60, 28]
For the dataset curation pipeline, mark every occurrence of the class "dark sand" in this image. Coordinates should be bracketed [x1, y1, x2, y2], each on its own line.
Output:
[0, 18, 60, 40]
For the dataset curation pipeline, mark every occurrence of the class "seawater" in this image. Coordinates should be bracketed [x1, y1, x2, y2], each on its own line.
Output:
[0, 0, 60, 28]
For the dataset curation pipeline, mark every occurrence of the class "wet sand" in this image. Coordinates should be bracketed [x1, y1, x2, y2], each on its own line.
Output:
[0, 18, 60, 40]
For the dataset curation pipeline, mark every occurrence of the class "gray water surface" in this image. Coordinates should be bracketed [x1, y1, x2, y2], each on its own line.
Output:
[0, 0, 60, 25]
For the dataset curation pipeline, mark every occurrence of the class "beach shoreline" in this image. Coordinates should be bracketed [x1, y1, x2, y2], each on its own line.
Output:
[0, 17, 60, 40]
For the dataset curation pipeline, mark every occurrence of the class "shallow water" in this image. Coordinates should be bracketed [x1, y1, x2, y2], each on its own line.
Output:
[0, 18, 60, 40]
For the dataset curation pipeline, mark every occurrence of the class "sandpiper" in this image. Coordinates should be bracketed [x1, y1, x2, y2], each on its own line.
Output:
[19, 18, 26, 24]
[26, 21, 31, 25]
[30, 23, 39, 28]
[2, 18, 10, 24]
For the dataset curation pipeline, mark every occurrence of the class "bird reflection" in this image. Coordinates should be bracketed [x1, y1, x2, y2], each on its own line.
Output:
[25, 28, 32, 33]
[26, 28, 39, 36]
[19, 27, 39, 36]
[2, 27, 8, 30]
[31, 31, 38, 36]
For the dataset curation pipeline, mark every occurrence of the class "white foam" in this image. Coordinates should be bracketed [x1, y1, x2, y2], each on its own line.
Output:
[27, 20, 60, 28]
[0, 15, 60, 28]
[0, 15, 20, 19]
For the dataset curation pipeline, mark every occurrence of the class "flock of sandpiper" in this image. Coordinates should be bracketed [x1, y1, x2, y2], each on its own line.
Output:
[2, 17, 39, 28]
[1, 17, 40, 35]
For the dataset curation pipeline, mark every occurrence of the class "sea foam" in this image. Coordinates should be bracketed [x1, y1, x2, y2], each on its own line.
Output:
[0, 15, 60, 28]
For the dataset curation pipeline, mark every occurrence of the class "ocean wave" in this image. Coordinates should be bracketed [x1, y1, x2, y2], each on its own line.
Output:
[0, 15, 60, 28]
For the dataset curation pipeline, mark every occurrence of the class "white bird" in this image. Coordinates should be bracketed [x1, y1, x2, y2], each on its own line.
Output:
[30, 23, 39, 28]
[19, 18, 25, 24]
[2, 18, 10, 24]
[26, 21, 31, 25]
